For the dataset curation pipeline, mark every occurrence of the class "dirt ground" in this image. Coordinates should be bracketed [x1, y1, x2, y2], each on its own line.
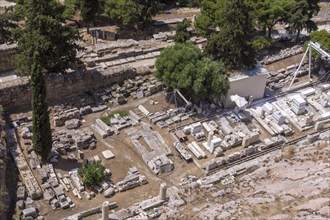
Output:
[154, 7, 200, 20]
[265, 54, 304, 72]
[9, 46, 324, 218]
[14, 91, 202, 220]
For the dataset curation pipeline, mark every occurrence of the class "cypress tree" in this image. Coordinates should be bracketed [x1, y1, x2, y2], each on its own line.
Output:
[14, 0, 82, 160]
[31, 52, 52, 161]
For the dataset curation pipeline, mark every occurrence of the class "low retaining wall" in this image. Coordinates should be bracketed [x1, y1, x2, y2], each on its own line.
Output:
[0, 65, 141, 112]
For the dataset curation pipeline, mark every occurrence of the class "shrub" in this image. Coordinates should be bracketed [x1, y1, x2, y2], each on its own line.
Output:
[78, 160, 105, 187]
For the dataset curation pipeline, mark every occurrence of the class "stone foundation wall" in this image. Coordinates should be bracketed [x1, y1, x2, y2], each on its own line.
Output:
[0, 65, 142, 112]
[0, 117, 8, 220]
[0, 44, 17, 72]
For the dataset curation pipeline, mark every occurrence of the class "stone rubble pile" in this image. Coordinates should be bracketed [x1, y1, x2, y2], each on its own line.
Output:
[115, 166, 148, 192]
[92, 112, 137, 138]
[138, 105, 190, 129]
[53, 105, 109, 127]
[250, 102, 294, 136]
[41, 164, 75, 210]
[195, 131, 330, 219]
[91, 74, 165, 107]
[69, 169, 85, 193]
[53, 107, 81, 127]
[261, 45, 303, 65]
[173, 142, 193, 162]
[7, 129, 43, 200]
[266, 61, 317, 90]
[105, 183, 169, 220]
[51, 129, 97, 158]
[153, 31, 176, 41]
[81, 39, 165, 68]
[153, 17, 191, 26]
[109, 113, 134, 131]
[81, 32, 206, 71]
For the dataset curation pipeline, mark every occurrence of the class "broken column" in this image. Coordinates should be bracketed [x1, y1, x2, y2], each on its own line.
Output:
[159, 183, 167, 201]
[101, 201, 109, 220]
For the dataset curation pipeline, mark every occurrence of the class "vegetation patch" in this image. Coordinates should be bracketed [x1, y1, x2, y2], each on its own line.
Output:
[78, 160, 105, 187]
[100, 110, 128, 125]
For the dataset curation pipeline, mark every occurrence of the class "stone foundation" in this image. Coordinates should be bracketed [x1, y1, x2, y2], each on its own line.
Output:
[0, 65, 142, 112]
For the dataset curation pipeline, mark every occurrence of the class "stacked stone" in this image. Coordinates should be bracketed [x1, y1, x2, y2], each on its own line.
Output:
[53, 107, 80, 127]
[82, 39, 166, 68]
[52, 130, 97, 156]
[91, 74, 164, 106]
[7, 129, 43, 200]
[153, 17, 191, 26]
[267, 61, 316, 90]
[261, 45, 303, 65]
[40, 165, 75, 210]
[116, 167, 148, 192]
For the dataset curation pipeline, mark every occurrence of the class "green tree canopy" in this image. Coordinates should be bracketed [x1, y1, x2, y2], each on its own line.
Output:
[63, 0, 80, 20]
[306, 30, 330, 59]
[204, 0, 256, 70]
[174, 18, 191, 43]
[287, 0, 319, 41]
[247, 0, 294, 38]
[78, 161, 106, 187]
[155, 43, 229, 102]
[195, 0, 226, 37]
[14, 0, 82, 75]
[193, 57, 229, 101]
[80, 0, 99, 33]
[105, 0, 161, 28]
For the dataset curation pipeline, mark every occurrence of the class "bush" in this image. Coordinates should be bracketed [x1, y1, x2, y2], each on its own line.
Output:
[252, 36, 275, 51]
[174, 18, 191, 43]
[100, 110, 128, 125]
[100, 115, 111, 125]
[78, 160, 105, 187]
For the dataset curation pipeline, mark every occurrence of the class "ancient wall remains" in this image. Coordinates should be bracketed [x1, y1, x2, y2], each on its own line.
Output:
[0, 117, 9, 220]
[0, 65, 140, 112]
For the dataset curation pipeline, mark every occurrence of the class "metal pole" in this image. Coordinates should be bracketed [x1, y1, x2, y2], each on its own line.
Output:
[309, 44, 312, 82]
[288, 44, 310, 90]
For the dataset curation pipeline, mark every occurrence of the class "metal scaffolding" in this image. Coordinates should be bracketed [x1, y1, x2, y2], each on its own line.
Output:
[288, 41, 330, 90]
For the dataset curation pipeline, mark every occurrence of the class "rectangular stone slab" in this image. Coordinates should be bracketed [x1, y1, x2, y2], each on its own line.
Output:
[102, 150, 115, 160]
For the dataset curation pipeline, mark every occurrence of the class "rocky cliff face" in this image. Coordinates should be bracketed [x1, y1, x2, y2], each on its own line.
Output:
[161, 132, 330, 219]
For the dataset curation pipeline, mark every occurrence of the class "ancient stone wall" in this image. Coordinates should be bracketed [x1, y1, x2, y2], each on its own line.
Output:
[0, 65, 139, 112]
[0, 44, 17, 72]
[0, 117, 9, 220]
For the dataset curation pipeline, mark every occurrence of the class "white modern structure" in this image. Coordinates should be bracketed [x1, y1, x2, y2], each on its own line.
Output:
[222, 65, 268, 108]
